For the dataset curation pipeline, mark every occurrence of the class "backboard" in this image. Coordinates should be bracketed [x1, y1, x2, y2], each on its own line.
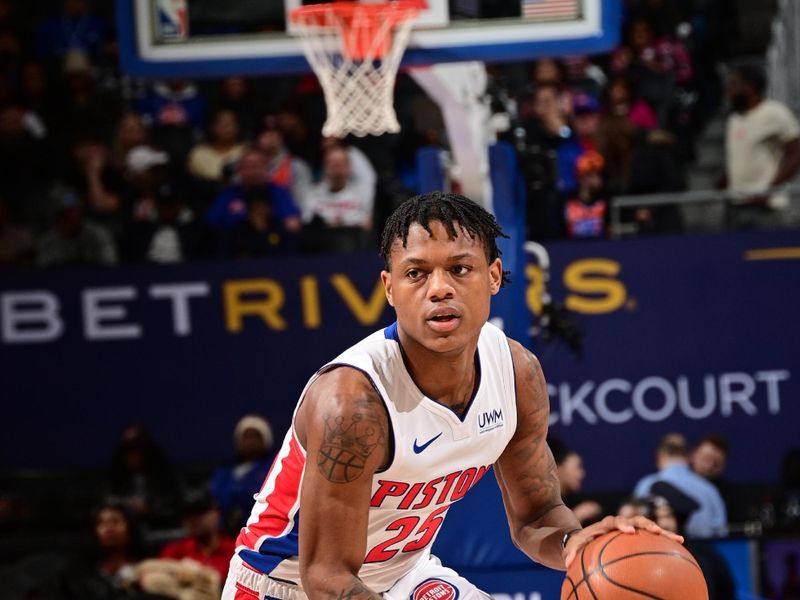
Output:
[117, 0, 620, 78]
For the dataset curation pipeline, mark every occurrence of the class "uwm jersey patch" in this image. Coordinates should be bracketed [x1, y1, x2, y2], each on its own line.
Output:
[234, 322, 518, 594]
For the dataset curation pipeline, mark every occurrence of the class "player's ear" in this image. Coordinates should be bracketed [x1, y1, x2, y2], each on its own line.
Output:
[488, 258, 503, 295]
[381, 270, 395, 307]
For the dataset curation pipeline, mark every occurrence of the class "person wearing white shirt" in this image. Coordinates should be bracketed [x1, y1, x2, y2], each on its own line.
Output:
[302, 147, 375, 253]
[725, 65, 800, 228]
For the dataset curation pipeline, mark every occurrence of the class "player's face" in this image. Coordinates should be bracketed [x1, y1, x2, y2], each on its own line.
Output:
[381, 220, 503, 356]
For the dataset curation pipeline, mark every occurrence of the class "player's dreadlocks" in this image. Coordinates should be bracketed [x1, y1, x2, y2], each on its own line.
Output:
[380, 191, 511, 287]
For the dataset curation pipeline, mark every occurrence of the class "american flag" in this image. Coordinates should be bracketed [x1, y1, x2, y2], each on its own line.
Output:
[521, 0, 580, 21]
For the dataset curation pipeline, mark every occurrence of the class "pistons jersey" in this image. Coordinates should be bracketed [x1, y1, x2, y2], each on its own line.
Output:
[234, 321, 518, 593]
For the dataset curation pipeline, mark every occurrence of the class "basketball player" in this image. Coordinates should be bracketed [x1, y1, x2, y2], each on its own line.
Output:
[222, 192, 680, 599]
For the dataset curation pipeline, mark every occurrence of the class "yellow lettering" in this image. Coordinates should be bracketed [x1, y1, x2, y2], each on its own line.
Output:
[300, 275, 321, 329]
[525, 264, 545, 316]
[563, 259, 627, 314]
[330, 274, 386, 325]
[223, 279, 287, 332]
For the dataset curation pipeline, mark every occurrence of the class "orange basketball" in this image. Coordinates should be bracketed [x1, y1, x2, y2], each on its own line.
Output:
[561, 530, 708, 599]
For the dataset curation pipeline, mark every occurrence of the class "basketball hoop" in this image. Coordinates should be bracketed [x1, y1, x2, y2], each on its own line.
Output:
[289, 1, 423, 137]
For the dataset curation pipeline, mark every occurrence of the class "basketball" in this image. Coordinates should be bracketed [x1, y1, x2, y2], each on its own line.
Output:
[561, 530, 708, 600]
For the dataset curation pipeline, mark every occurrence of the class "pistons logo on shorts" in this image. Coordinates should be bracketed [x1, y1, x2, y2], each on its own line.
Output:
[411, 578, 459, 600]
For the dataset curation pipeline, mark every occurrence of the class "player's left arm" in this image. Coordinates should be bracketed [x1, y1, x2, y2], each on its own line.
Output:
[494, 340, 682, 570]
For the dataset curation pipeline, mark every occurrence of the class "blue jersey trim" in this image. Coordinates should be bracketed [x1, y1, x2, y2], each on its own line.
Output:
[384, 321, 399, 342]
[239, 515, 301, 575]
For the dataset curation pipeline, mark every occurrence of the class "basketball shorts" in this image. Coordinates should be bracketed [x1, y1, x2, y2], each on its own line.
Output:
[221, 552, 492, 600]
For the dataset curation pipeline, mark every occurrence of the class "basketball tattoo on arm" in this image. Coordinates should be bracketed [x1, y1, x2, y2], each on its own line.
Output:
[318, 396, 387, 483]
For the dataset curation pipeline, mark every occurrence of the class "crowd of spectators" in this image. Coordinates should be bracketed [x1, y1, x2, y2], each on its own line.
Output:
[505, 1, 710, 239]
[0, 0, 763, 272]
[6, 421, 787, 600]
[552, 432, 800, 599]
[0, 0, 402, 272]
[0, 416, 276, 600]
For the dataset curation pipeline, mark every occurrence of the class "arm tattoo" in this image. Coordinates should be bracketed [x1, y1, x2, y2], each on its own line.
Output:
[512, 349, 562, 520]
[333, 579, 382, 600]
[317, 398, 386, 483]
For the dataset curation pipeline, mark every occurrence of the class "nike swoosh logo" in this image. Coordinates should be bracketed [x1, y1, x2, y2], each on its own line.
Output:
[413, 432, 443, 454]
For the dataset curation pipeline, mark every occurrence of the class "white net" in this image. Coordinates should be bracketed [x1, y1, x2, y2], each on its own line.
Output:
[291, 4, 420, 137]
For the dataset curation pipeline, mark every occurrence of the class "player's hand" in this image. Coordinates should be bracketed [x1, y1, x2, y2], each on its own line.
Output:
[563, 515, 684, 568]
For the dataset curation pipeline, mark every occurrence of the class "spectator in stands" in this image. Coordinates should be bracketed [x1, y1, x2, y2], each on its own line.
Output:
[519, 57, 568, 114]
[691, 434, 728, 483]
[136, 79, 207, 167]
[256, 116, 313, 212]
[565, 150, 609, 239]
[216, 76, 261, 140]
[547, 436, 602, 526]
[533, 57, 566, 88]
[605, 75, 659, 131]
[111, 113, 150, 172]
[0, 194, 33, 268]
[137, 80, 207, 133]
[59, 502, 153, 600]
[596, 101, 638, 196]
[124, 144, 171, 222]
[562, 54, 607, 98]
[724, 64, 800, 229]
[320, 135, 377, 198]
[36, 187, 117, 268]
[210, 414, 275, 535]
[625, 128, 686, 234]
[611, 15, 693, 86]
[634, 432, 728, 539]
[207, 147, 301, 232]
[107, 424, 181, 526]
[224, 188, 296, 258]
[66, 133, 125, 239]
[61, 49, 121, 143]
[610, 15, 692, 126]
[159, 490, 235, 581]
[123, 182, 208, 264]
[691, 434, 748, 524]
[523, 83, 570, 148]
[275, 106, 314, 163]
[557, 91, 601, 197]
[301, 145, 374, 253]
[36, 0, 108, 60]
[187, 109, 244, 184]
[520, 83, 568, 238]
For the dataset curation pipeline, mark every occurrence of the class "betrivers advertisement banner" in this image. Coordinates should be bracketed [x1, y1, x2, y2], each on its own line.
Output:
[1, 231, 798, 495]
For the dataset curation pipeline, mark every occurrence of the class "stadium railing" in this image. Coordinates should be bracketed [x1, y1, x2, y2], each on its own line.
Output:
[610, 183, 800, 238]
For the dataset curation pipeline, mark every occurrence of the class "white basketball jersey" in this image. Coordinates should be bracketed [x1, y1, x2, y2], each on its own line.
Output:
[234, 321, 518, 594]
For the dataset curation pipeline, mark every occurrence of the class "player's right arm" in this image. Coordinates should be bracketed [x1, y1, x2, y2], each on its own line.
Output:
[294, 366, 390, 599]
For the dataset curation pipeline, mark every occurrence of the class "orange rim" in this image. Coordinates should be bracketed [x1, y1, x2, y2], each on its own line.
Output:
[290, 1, 423, 59]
